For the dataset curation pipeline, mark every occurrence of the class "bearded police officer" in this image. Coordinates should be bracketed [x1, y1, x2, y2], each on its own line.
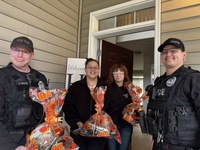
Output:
[0, 36, 48, 149]
[143, 38, 200, 150]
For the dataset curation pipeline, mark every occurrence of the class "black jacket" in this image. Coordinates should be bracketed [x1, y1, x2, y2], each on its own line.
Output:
[111, 82, 132, 127]
[63, 77, 118, 130]
[0, 63, 48, 149]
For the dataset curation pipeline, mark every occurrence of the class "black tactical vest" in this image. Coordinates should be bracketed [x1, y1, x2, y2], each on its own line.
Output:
[147, 66, 200, 146]
[1, 63, 48, 144]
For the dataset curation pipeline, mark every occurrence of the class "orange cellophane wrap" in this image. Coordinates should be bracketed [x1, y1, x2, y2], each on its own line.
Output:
[122, 83, 148, 125]
[26, 81, 79, 150]
[74, 86, 121, 144]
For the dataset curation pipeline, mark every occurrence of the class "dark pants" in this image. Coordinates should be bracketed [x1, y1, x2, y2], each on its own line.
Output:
[153, 142, 198, 150]
[71, 131, 106, 150]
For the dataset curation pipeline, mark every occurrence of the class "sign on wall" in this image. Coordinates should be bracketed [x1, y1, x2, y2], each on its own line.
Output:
[65, 58, 86, 89]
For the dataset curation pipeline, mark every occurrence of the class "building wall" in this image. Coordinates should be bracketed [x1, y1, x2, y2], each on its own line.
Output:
[0, 0, 199, 88]
[0, 0, 80, 89]
[160, 0, 200, 74]
[80, 0, 129, 58]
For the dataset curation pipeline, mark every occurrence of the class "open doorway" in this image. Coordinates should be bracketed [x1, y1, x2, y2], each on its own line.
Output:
[87, 0, 161, 111]
[101, 37, 154, 110]
[117, 38, 154, 92]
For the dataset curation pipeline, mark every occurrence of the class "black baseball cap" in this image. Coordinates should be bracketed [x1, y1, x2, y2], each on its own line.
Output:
[10, 36, 34, 52]
[158, 38, 185, 52]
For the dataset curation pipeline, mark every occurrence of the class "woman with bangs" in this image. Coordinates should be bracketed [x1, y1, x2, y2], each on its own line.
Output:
[106, 64, 133, 150]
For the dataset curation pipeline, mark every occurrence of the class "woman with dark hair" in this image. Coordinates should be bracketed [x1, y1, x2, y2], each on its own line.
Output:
[106, 64, 133, 150]
[63, 58, 118, 150]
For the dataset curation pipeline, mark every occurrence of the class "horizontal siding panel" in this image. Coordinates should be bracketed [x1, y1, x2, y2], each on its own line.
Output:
[44, 72, 66, 83]
[1, 0, 77, 36]
[162, 0, 200, 12]
[0, 14, 77, 45]
[30, 60, 66, 74]
[71, 0, 79, 6]
[33, 51, 66, 66]
[161, 28, 200, 43]
[81, 36, 89, 45]
[162, 5, 200, 22]
[83, 0, 105, 7]
[0, 54, 10, 66]
[82, 20, 90, 30]
[82, 0, 128, 14]
[79, 52, 88, 58]
[80, 44, 88, 52]
[0, 40, 10, 55]
[27, 28, 77, 51]
[32, 39, 77, 58]
[81, 36, 89, 43]
[161, 16, 200, 33]
[184, 40, 200, 52]
[185, 52, 200, 64]
[82, 14, 90, 22]
[49, 82, 65, 90]
[81, 29, 89, 39]
[80, 49, 89, 54]
[44, 0, 79, 21]
[59, 0, 79, 12]
[0, 27, 77, 55]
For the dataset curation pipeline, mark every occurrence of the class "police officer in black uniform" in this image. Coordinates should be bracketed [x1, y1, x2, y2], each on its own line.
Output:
[0, 36, 48, 149]
[141, 38, 200, 150]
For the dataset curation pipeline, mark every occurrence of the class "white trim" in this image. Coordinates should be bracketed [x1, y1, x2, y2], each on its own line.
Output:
[154, 0, 161, 78]
[93, 20, 155, 39]
[88, 0, 161, 78]
[77, 0, 83, 58]
[116, 30, 155, 43]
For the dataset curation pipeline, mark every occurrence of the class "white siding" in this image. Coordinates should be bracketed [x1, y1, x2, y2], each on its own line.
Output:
[0, 0, 80, 89]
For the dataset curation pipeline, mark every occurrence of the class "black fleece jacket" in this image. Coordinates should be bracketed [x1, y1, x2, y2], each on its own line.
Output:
[111, 82, 133, 127]
[63, 77, 118, 130]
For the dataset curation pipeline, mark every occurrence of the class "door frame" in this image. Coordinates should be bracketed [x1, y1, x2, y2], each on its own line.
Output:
[88, 0, 161, 78]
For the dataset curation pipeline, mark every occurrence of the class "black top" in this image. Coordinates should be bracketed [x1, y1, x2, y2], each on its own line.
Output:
[0, 62, 48, 149]
[111, 82, 133, 127]
[63, 77, 118, 130]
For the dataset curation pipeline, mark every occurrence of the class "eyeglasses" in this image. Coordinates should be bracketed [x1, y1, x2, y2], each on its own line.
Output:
[86, 66, 99, 70]
[11, 48, 31, 55]
[161, 48, 180, 55]
[113, 72, 124, 76]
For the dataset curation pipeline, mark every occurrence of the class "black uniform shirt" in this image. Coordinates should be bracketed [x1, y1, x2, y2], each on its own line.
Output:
[0, 62, 48, 149]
